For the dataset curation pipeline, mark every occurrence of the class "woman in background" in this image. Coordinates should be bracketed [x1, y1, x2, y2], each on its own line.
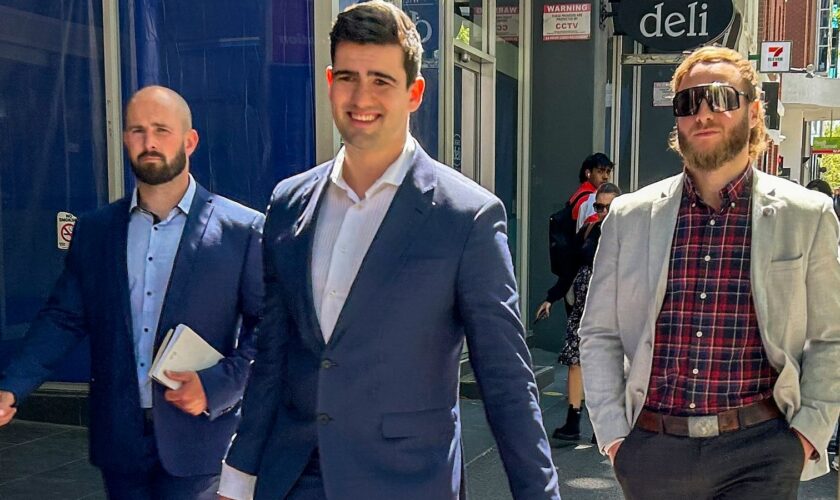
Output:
[552, 182, 621, 442]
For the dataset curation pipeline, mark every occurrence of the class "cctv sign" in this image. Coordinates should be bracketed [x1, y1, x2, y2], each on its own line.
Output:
[543, 3, 592, 41]
[759, 41, 792, 73]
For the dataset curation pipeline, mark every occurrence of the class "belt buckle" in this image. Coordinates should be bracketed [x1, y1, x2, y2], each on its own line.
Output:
[688, 415, 719, 438]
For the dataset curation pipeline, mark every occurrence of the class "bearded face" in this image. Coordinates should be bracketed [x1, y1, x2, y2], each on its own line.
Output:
[677, 110, 750, 173]
[129, 146, 188, 185]
[672, 62, 757, 174]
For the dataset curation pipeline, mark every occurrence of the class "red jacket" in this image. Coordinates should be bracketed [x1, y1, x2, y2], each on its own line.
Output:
[569, 181, 596, 220]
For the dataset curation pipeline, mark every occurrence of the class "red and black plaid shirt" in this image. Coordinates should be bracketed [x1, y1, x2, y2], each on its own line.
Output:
[644, 167, 777, 416]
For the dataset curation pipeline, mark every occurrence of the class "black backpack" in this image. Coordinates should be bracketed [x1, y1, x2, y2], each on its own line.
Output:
[548, 190, 590, 281]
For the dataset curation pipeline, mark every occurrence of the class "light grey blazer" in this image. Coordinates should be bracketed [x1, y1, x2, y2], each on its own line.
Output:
[579, 169, 840, 480]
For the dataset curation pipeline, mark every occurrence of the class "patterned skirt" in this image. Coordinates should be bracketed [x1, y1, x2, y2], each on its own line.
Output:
[558, 265, 592, 366]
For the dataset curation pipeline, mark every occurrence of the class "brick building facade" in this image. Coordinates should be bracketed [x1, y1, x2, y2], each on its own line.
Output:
[784, 0, 818, 67]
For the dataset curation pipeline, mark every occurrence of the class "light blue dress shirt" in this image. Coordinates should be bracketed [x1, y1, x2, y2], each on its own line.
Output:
[127, 176, 196, 408]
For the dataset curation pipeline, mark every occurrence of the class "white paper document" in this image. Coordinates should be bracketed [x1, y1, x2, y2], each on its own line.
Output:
[149, 324, 223, 390]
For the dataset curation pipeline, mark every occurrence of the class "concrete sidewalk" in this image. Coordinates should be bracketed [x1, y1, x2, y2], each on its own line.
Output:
[1, 353, 837, 499]
[0, 421, 104, 499]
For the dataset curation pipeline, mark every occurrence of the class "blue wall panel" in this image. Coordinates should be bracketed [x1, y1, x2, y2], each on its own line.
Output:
[0, 1, 108, 381]
[119, 0, 316, 210]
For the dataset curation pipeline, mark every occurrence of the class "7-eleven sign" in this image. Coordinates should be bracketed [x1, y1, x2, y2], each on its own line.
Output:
[759, 41, 792, 73]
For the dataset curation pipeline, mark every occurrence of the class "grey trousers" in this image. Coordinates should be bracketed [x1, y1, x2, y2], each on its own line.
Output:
[613, 417, 805, 499]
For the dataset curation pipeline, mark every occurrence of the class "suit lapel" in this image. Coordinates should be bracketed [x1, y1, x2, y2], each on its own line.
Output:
[648, 175, 683, 318]
[155, 184, 214, 340]
[292, 169, 332, 348]
[326, 147, 437, 349]
[109, 199, 134, 341]
[749, 170, 782, 335]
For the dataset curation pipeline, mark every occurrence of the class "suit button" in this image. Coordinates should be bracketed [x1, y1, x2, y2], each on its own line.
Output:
[317, 413, 331, 424]
[321, 359, 335, 369]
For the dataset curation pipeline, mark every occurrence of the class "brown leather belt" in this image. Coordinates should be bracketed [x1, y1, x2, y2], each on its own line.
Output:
[636, 398, 783, 438]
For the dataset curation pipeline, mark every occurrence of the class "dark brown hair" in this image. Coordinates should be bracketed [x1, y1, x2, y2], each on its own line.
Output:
[330, 0, 423, 86]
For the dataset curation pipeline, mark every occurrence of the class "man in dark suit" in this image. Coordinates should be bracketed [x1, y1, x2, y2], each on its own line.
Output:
[218, 2, 559, 499]
[0, 86, 263, 499]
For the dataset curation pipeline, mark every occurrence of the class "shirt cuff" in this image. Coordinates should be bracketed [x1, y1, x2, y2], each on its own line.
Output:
[602, 437, 625, 457]
[790, 426, 820, 461]
[218, 463, 256, 500]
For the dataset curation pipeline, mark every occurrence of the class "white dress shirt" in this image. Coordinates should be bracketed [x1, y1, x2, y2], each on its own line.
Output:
[217, 137, 416, 499]
[312, 138, 415, 342]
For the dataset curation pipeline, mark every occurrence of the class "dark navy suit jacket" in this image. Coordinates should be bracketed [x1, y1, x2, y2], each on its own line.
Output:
[225, 146, 560, 499]
[0, 183, 263, 477]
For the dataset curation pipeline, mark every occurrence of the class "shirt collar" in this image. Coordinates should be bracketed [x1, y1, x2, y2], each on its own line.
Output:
[129, 174, 196, 216]
[683, 165, 753, 206]
[329, 136, 416, 202]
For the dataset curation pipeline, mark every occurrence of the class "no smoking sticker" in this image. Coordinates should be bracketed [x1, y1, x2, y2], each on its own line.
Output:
[57, 212, 77, 250]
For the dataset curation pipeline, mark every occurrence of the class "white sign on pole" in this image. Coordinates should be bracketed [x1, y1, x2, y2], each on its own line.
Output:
[653, 82, 673, 107]
[543, 3, 592, 41]
[759, 41, 792, 73]
[57, 211, 77, 250]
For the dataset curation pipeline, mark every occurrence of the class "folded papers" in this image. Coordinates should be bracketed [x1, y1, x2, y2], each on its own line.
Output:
[150, 324, 223, 390]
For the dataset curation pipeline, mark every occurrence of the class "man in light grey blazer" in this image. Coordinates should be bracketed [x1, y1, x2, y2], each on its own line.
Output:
[580, 46, 840, 499]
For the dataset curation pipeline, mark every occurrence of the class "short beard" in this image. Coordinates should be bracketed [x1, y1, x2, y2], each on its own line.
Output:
[130, 147, 187, 185]
[678, 113, 750, 172]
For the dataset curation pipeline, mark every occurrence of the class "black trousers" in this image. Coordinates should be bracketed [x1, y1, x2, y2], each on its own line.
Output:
[285, 449, 327, 500]
[613, 418, 804, 499]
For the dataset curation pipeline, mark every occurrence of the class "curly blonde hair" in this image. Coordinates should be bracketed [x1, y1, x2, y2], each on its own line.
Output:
[667, 46, 767, 161]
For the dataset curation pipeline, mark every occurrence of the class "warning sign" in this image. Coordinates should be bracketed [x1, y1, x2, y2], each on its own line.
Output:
[759, 41, 792, 73]
[497, 6, 520, 43]
[543, 3, 591, 41]
[57, 211, 77, 250]
[471, 5, 520, 43]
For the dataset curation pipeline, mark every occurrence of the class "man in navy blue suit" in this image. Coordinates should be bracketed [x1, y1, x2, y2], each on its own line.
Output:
[0, 86, 264, 499]
[219, 2, 560, 499]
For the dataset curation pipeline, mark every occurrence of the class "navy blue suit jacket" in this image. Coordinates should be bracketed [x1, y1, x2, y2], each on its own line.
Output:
[0, 183, 263, 477]
[226, 146, 560, 499]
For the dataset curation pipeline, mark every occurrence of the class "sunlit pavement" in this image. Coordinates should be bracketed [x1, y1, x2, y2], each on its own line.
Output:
[0, 351, 836, 499]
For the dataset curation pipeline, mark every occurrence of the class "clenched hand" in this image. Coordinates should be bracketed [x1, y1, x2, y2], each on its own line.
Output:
[164, 371, 208, 416]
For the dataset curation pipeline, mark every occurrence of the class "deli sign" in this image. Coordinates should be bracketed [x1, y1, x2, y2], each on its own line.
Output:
[615, 0, 735, 52]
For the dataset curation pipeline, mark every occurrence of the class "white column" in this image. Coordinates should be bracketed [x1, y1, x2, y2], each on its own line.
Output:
[103, 0, 124, 201]
[314, 0, 342, 164]
[779, 108, 805, 183]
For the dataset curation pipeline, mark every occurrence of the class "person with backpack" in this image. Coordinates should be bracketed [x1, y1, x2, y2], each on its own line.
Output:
[535, 154, 613, 444]
[574, 153, 615, 231]
[537, 153, 614, 320]
[553, 183, 621, 442]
